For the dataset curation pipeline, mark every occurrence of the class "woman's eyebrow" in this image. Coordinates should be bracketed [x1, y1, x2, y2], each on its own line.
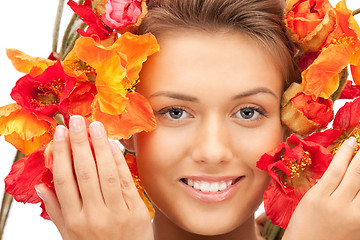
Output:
[231, 87, 278, 100]
[148, 87, 277, 102]
[148, 91, 199, 102]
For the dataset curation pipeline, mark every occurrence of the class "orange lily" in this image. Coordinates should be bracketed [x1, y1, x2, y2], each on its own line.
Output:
[302, 0, 360, 99]
[6, 49, 55, 77]
[0, 103, 57, 155]
[73, 32, 159, 115]
[91, 92, 156, 139]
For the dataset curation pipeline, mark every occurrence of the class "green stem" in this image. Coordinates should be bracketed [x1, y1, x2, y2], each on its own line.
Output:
[353, 8, 360, 16]
[61, 22, 87, 60]
[0, 150, 25, 240]
[53, 113, 66, 126]
[59, 0, 84, 59]
[52, 0, 66, 53]
[262, 219, 285, 240]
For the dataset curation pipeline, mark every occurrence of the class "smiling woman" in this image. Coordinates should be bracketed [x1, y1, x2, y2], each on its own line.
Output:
[126, 30, 284, 238]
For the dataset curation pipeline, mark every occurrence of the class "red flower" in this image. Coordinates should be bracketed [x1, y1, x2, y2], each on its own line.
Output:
[304, 97, 360, 148]
[257, 134, 333, 228]
[297, 51, 320, 71]
[10, 61, 76, 118]
[4, 145, 54, 220]
[102, 0, 143, 30]
[68, 0, 111, 40]
[339, 80, 360, 99]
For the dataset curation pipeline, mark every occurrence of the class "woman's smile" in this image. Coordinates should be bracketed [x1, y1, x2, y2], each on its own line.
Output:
[180, 176, 244, 203]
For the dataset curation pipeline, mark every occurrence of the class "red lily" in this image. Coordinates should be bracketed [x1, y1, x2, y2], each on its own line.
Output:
[10, 61, 75, 118]
[257, 134, 333, 228]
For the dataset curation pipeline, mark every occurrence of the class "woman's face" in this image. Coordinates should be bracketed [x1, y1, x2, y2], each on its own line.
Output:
[129, 31, 284, 235]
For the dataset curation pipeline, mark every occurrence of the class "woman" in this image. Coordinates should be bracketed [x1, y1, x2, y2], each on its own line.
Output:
[35, 0, 360, 239]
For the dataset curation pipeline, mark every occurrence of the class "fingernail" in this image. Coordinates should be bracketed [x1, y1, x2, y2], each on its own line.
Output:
[89, 121, 105, 138]
[70, 115, 84, 132]
[35, 185, 45, 201]
[109, 140, 119, 154]
[345, 136, 357, 148]
[54, 125, 66, 141]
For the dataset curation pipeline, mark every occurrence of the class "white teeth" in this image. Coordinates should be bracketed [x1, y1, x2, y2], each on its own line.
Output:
[194, 181, 201, 190]
[200, 182, 210, 192]
[210, 182, 219, 192]
[219, 182, 227, 191]
[186, 179, 234, 192]
[187, 179, 194, 187]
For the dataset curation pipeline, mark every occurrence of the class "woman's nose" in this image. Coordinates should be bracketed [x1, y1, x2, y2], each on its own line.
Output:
[191, 114, 233, 166]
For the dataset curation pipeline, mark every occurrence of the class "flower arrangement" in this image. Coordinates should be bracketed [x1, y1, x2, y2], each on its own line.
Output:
[0, 0, 158, 238]
[0, 0, 360, 239]
[257, 0, 360, 237]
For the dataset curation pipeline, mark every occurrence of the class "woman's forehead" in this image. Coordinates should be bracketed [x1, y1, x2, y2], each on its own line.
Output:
[138, 31, 283, 97]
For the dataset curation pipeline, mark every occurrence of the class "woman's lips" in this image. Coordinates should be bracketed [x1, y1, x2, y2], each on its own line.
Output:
[179, 176, 243, 203]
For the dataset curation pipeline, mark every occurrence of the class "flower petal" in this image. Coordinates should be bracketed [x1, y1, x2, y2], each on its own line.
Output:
[5, 147, 48, 204]
[0, 104, 57, 155]
[302, 43, 353, 99]
[6, 48, 55, 76]
[101, 0, 142, 30]
[92, 92, 156, 139]
[10, 61, 76, 117]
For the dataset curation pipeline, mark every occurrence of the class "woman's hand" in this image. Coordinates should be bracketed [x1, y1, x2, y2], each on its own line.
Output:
[284, 137, 360, 240]
[35, 115, 154, 240]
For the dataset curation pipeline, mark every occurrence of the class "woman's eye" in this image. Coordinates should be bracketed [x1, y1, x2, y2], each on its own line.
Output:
[233, 107, 264, 120]
[159, 107, 191, 120]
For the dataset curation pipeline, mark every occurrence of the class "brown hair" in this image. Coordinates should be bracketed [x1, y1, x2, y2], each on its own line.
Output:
[137, 0, 298, 86]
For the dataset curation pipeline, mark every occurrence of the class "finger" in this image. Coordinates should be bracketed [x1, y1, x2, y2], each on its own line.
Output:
[332, 140, 360, 200]
[88, 122, 124, 210]
[52, 125, 82, 214]
[69, 115, 103, 206]
[315, 137, 356, 195]
[111, 142, 143, 211]
[35, 184, 66, 233]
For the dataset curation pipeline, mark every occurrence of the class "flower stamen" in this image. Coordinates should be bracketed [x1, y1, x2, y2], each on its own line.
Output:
[330, 128, 360, 155]
[331, 33, 355, 47]
[278, 151, 312, 188]
[31, 79, 65, 107]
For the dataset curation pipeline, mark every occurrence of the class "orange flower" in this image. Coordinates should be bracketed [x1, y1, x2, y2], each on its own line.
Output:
[91, 92, 156, 139]
[0, 104, 57, 155]
[350, 50, 360, 85]
[302, 0, 360, 99]
[284, 0, 336, 52]
[6, 48, 55, 77]
[73, 32, 159, 115]
[66, 82, 97, 117]
[62, 50, 97, 83]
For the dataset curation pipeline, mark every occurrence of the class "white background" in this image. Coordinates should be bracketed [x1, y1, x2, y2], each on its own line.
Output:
[0, 0, 359, 239]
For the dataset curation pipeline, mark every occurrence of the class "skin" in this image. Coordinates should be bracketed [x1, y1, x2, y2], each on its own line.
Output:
[125, 31, 284, 240]
[36, 30, 360, 240]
